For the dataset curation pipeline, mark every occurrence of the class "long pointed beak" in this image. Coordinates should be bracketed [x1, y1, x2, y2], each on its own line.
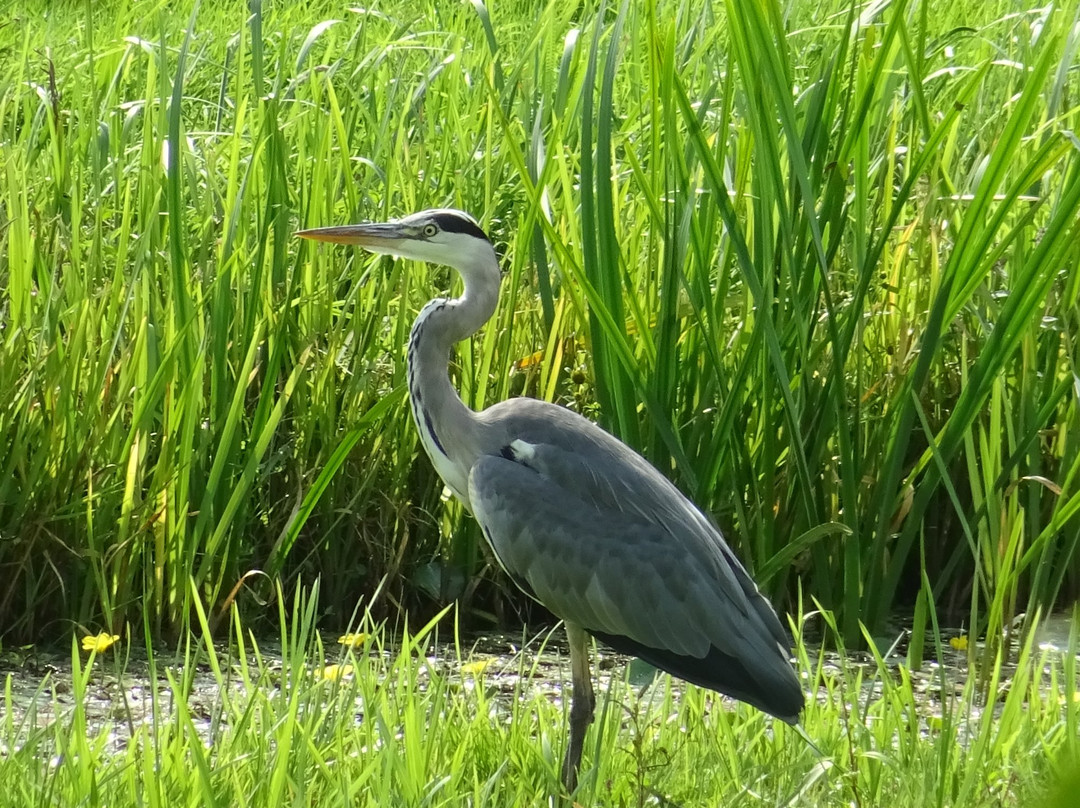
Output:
[295, 222, 407, 250]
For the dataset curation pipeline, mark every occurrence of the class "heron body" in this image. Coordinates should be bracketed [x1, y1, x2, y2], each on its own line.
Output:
[298, 209, 804, 791]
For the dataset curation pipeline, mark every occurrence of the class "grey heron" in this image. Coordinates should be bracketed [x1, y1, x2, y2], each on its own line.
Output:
[297, 209, 804, 792]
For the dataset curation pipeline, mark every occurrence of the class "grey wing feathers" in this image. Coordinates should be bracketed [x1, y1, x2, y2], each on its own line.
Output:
[467, 403, 804, 720]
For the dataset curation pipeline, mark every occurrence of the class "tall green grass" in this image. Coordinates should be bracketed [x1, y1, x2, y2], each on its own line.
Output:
[0, 586, 1076, 806]
[0, 0, 1077, 646]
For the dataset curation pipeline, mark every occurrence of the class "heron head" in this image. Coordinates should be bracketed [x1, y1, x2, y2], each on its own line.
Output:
[297, 209, 499, 286]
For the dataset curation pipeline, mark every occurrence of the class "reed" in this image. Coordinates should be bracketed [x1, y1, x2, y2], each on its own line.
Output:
[0, 0, 1076, 651]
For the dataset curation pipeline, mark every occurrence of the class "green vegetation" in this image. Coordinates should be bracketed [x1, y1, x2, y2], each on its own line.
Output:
[0, 0, 1078, 801]
[3, 0, 1076, 643]
[1, 0, 1078, 644]
[1, 587, 1077, 806]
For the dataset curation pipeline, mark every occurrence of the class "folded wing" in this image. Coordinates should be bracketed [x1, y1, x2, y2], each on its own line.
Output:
[467, 434, 804, 722]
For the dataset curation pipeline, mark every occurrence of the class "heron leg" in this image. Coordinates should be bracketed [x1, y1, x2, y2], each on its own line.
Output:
[562, 621, 595, 793]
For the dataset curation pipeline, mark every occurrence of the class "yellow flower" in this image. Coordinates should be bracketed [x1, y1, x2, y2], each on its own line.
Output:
[337, 633, 369, 650]
[81, 632, 120, 654]
[949, 635, 968, 651]
[314, 663, 354, 682]
[461, 659, 493, 677]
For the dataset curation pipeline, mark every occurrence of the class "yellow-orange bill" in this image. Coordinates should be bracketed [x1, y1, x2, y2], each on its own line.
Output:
[296, 225, 372, 244]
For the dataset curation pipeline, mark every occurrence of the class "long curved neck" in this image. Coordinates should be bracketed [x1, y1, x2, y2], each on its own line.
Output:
[406, 272, 499, 505]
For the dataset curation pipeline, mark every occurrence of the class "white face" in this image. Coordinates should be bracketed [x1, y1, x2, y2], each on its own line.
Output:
[381, 210, 490, 263]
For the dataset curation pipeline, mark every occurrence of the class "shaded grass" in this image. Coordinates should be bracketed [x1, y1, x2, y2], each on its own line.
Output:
[0, 586, 1076, 806]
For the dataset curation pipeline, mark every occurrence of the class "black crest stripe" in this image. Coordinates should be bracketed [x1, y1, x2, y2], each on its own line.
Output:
[433, 212, 489, 242]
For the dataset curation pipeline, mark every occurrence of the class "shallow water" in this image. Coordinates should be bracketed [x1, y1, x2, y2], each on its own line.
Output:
[1, 613, 1075, 759]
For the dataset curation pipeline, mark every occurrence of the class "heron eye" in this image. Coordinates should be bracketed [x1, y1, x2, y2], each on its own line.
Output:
[423, 224, 438, 237]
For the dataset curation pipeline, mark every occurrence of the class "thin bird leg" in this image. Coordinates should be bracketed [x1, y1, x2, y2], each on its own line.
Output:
[562, 621, 595, 793]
